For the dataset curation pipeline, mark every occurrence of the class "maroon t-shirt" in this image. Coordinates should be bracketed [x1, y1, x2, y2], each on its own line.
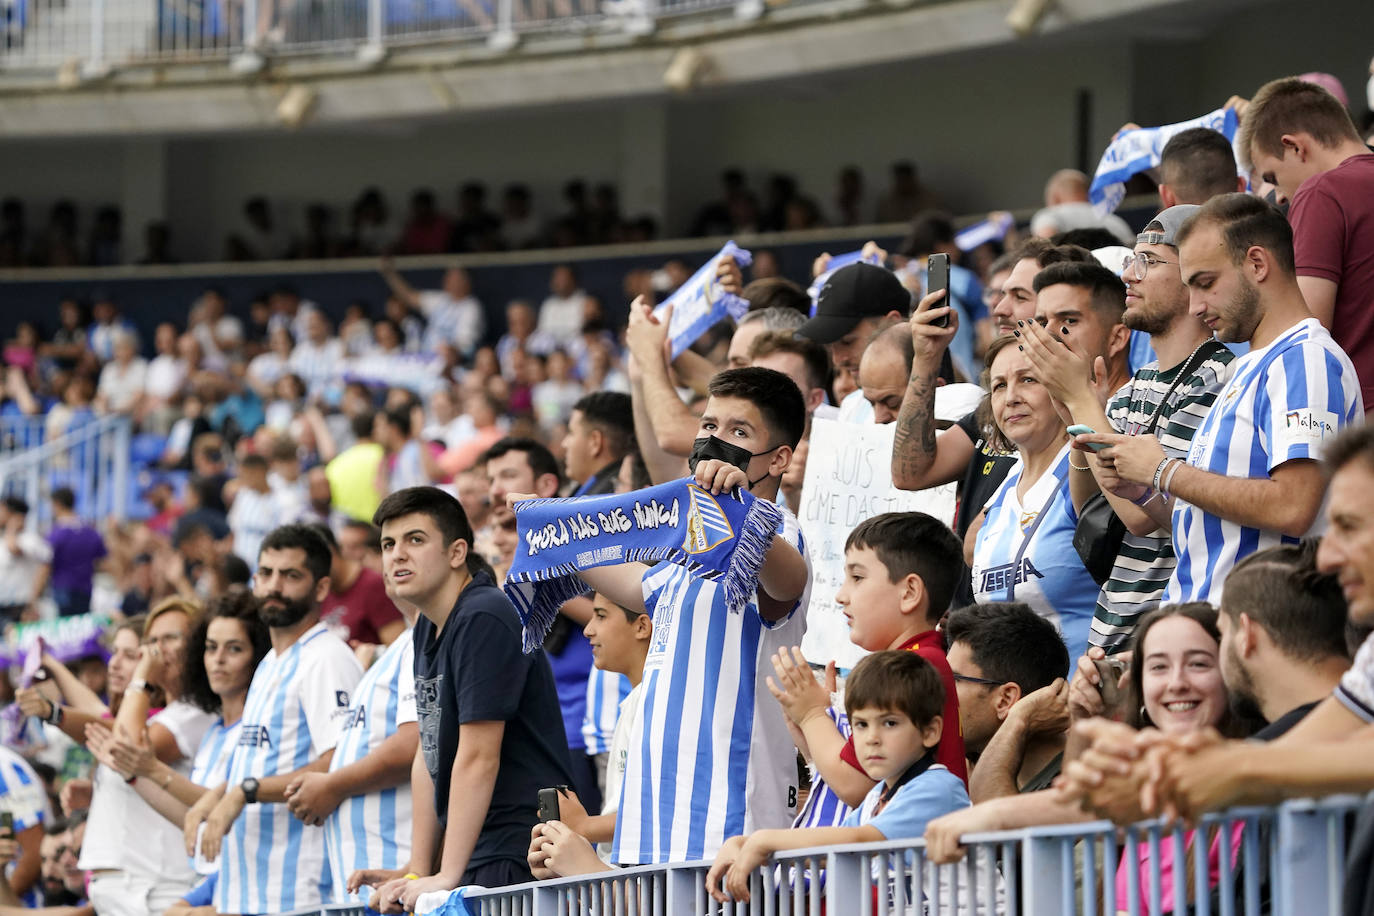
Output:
[1290, 153, 1374, 408]
[839, 630, 969, 786]
[320, 566, 402, 645]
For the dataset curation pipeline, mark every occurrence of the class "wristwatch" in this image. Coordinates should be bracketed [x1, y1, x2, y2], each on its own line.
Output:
[241, 777, 260, 804]
[128, 678, 149, 694]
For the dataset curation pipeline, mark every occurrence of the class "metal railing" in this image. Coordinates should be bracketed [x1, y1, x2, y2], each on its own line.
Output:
[0, 0, 758, 71]
[344, 795, 1367, 916]
[0, 414, 131, 530]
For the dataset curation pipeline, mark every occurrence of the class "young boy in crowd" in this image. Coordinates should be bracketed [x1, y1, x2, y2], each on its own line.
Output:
[526, 592, 652, 877]
[770, 511, 967, 828]
[707, 651, 969, 902]
[561, 367, 811, 865]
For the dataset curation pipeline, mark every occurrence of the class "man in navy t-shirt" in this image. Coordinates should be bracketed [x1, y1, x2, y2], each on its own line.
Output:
[368, 487, 571, 910]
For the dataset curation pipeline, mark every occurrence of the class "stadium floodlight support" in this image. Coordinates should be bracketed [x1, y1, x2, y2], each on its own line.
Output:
[1006, 0, 1052, 36]
[663, 46, 711, 93]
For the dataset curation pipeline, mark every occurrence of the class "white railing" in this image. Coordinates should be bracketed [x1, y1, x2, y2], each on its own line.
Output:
[314, 795, 1365, 916]
[0, 0, 761, 71]
[0, 414, 131, 530]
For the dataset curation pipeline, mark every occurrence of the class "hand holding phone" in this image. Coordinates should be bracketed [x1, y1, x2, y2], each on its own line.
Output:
[1067, 424, 1111, 452]
[0, 810, 14, 837]
[1093, 657, 1128, 711]
[925, 254, 951, 328]
[537, 786, 569, 823]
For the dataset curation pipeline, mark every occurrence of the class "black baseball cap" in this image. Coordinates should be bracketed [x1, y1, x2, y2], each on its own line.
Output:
[798, 263, 911, 345]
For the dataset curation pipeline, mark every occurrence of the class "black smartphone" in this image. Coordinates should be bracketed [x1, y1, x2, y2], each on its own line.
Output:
[537, 786, 569, 823]
[926, 253, 951, 327]
[0, 811, 13, 837]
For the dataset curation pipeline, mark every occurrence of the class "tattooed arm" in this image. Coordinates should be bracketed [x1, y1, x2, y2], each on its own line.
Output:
[891, 290, 977, 491]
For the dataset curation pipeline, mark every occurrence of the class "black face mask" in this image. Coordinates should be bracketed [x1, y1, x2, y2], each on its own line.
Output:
[687, 436, 780, 488]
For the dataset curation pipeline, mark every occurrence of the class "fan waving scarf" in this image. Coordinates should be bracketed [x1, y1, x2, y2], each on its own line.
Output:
[655, 241, 753, 359]
[503, 477, 784, 652]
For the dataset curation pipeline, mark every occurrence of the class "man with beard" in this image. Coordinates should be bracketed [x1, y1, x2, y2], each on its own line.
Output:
[187, 524, 363, 916]
[1019, 207, 1235, 654]
[1081, 194, 1362, 605]
[1214, 541, 1350, 737]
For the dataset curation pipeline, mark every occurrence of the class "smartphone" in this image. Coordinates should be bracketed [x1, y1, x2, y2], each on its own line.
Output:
[1067, 424, 1111, 452]
[537, 786, 569, 824]
[926, 253, 951, 327]
[1094, 657, 1129, 709]
[0, 811, 13, 837]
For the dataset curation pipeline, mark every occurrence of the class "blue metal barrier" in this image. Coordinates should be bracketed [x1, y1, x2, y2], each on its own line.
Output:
[321, 795, 1365, 916]
[0, 415, 131, 530]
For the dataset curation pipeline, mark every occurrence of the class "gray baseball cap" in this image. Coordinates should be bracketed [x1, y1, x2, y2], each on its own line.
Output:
[1136, 204, 1201, 247]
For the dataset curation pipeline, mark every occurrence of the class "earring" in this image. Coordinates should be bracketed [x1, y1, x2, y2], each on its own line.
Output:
[1139, 705, 1147, 721]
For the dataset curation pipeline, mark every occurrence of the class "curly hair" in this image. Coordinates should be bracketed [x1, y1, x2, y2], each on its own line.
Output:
[181, 587, 271, 715]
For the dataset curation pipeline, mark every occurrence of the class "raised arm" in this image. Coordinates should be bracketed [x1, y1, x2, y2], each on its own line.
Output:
[892, 291, 978, 490]
[378, 256, 422, 309]
[625, 297, 702, 458]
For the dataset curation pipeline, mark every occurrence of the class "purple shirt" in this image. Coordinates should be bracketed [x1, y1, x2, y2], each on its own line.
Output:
[47, 523, 107, 593]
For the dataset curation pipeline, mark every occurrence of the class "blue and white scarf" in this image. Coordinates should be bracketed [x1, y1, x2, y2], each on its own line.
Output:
[955, 212, 1015, 251]
[657, 242, 753, 359]
[1089, 107, 1241, 216]
[808, 249, 886, 315]
[504, 477, 783, 652]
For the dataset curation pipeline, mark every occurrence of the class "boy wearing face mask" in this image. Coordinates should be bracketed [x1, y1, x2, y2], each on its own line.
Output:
[563, 367, 812, 866]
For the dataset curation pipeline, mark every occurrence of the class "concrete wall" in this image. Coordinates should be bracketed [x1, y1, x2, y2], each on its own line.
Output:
[0, 0, 1369, 261]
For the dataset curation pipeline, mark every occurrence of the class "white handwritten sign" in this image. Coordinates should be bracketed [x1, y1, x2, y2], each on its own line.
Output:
[798, 418, 956, 671]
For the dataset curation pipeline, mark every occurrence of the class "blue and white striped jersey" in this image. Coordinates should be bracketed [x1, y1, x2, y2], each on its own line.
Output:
[610, 508, 810, 865]
[217, 623, 363, 916]
[417, 291, 485, 359]
[191, 718, 243, 788]
[0, 746, 49, 832]
[972, 446, 1097, 669]
[229, 486, 285, 569]
[0, 747, 50, 907]
[791, 706, 853, 830]
[581, 668, 633, 756]
[1166, 319, 1363, 605]
[324, 632, 417, 905]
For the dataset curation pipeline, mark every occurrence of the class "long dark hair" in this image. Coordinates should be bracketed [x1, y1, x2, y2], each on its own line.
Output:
[181, 587, 271, 715]
[1126, 603, 1258, 738]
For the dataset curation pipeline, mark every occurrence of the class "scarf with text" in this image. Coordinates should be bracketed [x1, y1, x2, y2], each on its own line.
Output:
[504, 477, 783, 651]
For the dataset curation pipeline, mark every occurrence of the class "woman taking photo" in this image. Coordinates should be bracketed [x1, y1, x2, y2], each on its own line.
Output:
[969, 333, 1098, 667]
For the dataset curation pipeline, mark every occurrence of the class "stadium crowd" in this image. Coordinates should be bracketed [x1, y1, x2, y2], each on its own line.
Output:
[1, 72, 1374, 916]
[0, 159, 960, 268]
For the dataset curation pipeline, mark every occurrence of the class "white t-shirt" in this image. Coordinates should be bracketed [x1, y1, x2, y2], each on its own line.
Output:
[145, 355, 186, 402]
[97, 358, 148, 412]
[0, 530, 51, 606]
[78, 701, 214, 881]
[536, 292, 588, 342]
[597, 680, 644, 864]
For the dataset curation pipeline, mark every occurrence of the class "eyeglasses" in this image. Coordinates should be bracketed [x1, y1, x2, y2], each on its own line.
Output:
[952, 672, 1002, 687]
[1121, 252, 1176, 282]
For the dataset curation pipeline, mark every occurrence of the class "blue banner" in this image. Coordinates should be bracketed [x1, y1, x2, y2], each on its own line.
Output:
[655, 242, 753, 359]
[807, 249, 885, 316]
[503, 477, 782, 652]
[1089, 107, 1241, 216]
